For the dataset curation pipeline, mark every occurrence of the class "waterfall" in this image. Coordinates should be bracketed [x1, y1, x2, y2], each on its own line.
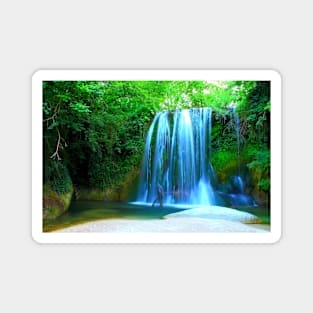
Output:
[234, 110, 240, 173]
[136, 107, 215, 206]
[230, 107, 240, 173]
[224, 107, 257, 207]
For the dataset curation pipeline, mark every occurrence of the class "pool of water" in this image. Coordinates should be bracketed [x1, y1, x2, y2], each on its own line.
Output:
[43, 200, 186, 232]
[233, 206, 270, 224]
[43, 200, 270, 232]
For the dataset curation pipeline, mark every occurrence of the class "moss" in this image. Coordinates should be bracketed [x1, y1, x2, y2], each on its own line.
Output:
[77, 189, 105, 201]
[43, 184, 73, 220]
[211, 150, 238, 183]
[119, 167, 140, 200]
[73, 167, 140, 201]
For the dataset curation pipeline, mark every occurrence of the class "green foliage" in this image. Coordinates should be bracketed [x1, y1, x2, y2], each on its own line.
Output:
[70, 102, 90, 113]
[237, 81, 270, 146]
[211, 150, 238, 182]
[246, 148, 270, 192]
[209, 81, 270, 195]
[44, 159, 72, 194]
[43, 81, 165, 190]
[43, 80, 271, 201]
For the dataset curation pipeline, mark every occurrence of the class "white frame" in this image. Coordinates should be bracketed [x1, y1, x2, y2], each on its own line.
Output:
[32, 70, 282, 244]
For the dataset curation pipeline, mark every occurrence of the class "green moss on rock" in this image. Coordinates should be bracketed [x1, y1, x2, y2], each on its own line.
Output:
[43, 185, 73, 220]
[77, 189, 105, 201]
[73, 167, 140, 202]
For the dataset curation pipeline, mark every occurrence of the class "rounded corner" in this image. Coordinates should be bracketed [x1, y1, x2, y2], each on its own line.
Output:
[31, 231, 44, 245]
[268, 69, 282, 83]
[31, 69, 45, 82]
[269, 231, 282, 244]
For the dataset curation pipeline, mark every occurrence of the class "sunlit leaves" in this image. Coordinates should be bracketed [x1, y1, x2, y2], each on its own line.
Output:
[43, 79, 270, 192]
[70, 102, 90, 113]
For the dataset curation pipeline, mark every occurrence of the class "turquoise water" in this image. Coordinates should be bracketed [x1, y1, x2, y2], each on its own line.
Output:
[43, 200, 270, 232]
[43, 200, 185, 232]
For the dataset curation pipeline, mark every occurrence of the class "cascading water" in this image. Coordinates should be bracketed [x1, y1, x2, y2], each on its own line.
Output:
[221, 107, 257, 207]
[230, 107, 240, 173]
[234, 110, 240, 173]
[136, 107, 215, 206]
[134, 107, 257, 208]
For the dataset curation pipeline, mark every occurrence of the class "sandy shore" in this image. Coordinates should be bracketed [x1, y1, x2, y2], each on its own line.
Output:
[54, 206, 270, 233]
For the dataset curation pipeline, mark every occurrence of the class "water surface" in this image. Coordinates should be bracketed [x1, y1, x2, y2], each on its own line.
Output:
[43, 200, 185, 232]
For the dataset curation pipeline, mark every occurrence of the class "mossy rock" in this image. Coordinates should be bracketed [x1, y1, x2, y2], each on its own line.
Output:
[73, 167, 140, 202]
[119, 167, 140, 201]
[251, 188, 269, 207]
[214, 159, 239, 183]
[74, 187, 120, 201]
[43, 185, 73, 220]
[76, 189, 105, 201]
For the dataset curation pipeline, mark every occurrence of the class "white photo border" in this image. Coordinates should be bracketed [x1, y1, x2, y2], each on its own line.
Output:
[32, 70, 282, 244]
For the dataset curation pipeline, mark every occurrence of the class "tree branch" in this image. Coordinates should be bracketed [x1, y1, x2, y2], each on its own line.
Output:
[50, 128, 62, 160]
[43, 102, 60, 123]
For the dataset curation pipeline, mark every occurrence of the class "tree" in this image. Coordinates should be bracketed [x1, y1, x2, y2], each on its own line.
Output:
[43, 80, 270, 197]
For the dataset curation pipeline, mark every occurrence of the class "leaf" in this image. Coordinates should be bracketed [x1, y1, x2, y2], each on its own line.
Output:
[47, 122, 58, 130]
[70, 102, 91, 113]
